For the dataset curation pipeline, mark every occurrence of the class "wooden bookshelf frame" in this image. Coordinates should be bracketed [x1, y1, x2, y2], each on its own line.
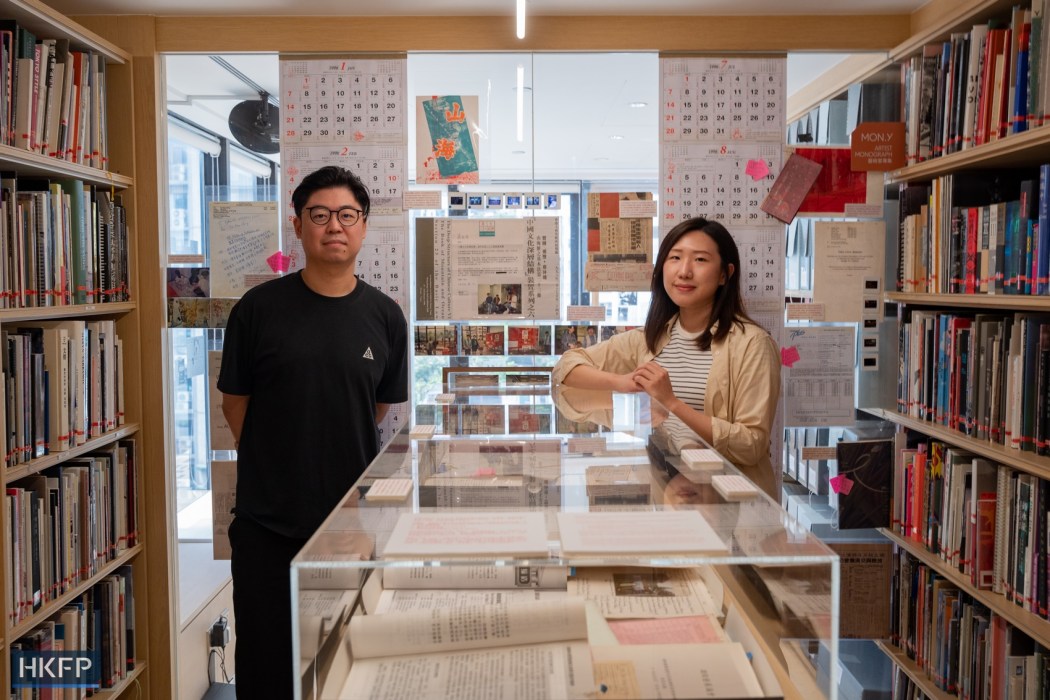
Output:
[2, 424, 140, 483]
[874, 640, 955, 700]
[0, 1, 166, 698]
[861, 407, 1050, 482]
[9, 545, 143, 639]
[0, 145, 134, 187]
[886, 124, 1050, 184]
[881, 529, 1050, 647]
[885, 292, 1050, 311]
[788, 0, 1029, 122]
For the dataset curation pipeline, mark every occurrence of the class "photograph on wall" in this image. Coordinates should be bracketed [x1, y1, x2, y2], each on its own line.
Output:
[508, 325, 553, 356]
[415, 217, 560, 321]
[460, 325, 506, 355]
[555, 408, 601, 436]
[208, 298, 237, 329]
[414, 325, 458, 355]
[449, 373, 500, 392]
[477, 283, 522, 315]
[445, 405, 507, 435]
[166, 267, 210, 298]
[506, 373, 552, 390]
[167, 298, 209, 328]
[585, 192, 654, 292]
[508, 405, 553, 435]
[601, 325, 640, 341]
[416, 95, 480, 184]
[555, 325, 599, 354]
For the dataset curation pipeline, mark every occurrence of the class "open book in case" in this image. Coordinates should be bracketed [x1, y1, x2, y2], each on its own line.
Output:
[290, 389, 840, 700]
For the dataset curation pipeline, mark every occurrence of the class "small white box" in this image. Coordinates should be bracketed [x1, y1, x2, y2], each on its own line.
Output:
[409, 424, 438, 438]
[711, 474, 760, 500]
[680, 448, 723, 470]
[366, 478, 414, 502]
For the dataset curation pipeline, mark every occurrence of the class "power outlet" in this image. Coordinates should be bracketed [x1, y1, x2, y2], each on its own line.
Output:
[209, 617, 229, 648]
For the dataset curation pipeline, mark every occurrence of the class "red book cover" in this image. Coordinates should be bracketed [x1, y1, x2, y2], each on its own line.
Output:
[965, 207, 979, 293]
[759, 152, 822, 223]
[976, 29, 1006, 145]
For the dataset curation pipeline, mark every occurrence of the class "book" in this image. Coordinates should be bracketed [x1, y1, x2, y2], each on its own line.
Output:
[566, 566, 719, 619]
[339, 598, 595, 699]
[298, 530, 374, 590]
[834, 439, 893, 530]
[759, 152, 822, 223]
[16, 323, 70, 452]
[969, 458, 998, 588]
[557, 511, 726, 556]
[297, 588, 356, 664]
[382, 511, 548, 559]
[591, 643, 765, 698]
[381, 565, 567, 590]
[1036, 323, 1050, 455]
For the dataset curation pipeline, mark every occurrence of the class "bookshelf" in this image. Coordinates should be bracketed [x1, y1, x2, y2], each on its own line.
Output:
[882, 528, 1050, 645]
[873, 640, 955, 700]
[862, 408, 1050, 481]
[0, 0, 163, 697]
[823, 0, 1050, 694]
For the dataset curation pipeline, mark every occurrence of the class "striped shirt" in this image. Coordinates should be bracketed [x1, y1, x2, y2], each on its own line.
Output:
[655, 321, 713, 449]
[655, 320, 713, 411]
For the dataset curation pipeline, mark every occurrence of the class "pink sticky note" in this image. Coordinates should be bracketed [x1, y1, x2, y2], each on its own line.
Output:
[829, 474, 854, 496]
[474, 467, 496, 477]
[267, 251, 291, 273]
[745, 159, 770, 180]
[781, 346, 801, 367]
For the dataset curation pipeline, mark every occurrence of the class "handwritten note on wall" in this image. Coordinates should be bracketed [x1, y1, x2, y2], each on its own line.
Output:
[208, 201, 281, 298]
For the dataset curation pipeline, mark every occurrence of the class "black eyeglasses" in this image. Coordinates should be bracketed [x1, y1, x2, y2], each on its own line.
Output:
[303, 205, 364, 227]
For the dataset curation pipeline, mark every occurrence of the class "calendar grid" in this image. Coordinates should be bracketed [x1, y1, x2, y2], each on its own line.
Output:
[660, 56, 787, 472]
[280, 57, 410, 443]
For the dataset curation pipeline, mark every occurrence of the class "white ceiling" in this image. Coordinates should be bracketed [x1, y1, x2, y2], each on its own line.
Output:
[90, 0, 928, 180]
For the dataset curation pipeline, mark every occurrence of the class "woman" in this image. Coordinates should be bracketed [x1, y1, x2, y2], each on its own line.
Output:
[552, 217, 780, 496]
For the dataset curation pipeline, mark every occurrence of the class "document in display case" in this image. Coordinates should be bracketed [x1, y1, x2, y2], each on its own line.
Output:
[291, 389, 841, 699]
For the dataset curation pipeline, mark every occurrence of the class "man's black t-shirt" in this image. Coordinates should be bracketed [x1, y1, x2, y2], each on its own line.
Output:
[217, 272, 408, 537]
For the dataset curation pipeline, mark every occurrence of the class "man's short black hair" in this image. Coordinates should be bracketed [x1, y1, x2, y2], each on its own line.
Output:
[290, 166, 371, 220]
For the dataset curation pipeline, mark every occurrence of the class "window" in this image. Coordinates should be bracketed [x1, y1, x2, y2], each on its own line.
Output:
[163, 108, 279, 540]
[163, 51, 658, 541]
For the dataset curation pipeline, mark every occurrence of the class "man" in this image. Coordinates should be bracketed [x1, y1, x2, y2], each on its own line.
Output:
[218, 166, 408, 698]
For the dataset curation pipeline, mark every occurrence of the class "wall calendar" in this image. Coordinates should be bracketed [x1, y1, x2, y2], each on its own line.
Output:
[280, 56, 409, 442]
[660, 56, 787, 471]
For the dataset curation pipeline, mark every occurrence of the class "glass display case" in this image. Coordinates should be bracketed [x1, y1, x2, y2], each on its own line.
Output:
[291, 388, 840, 700]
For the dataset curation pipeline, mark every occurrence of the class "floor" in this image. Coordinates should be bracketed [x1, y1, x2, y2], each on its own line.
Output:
[178, 493, 236, 700]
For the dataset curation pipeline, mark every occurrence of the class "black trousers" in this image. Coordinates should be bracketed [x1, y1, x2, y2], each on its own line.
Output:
[229, 516, 309, 700]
